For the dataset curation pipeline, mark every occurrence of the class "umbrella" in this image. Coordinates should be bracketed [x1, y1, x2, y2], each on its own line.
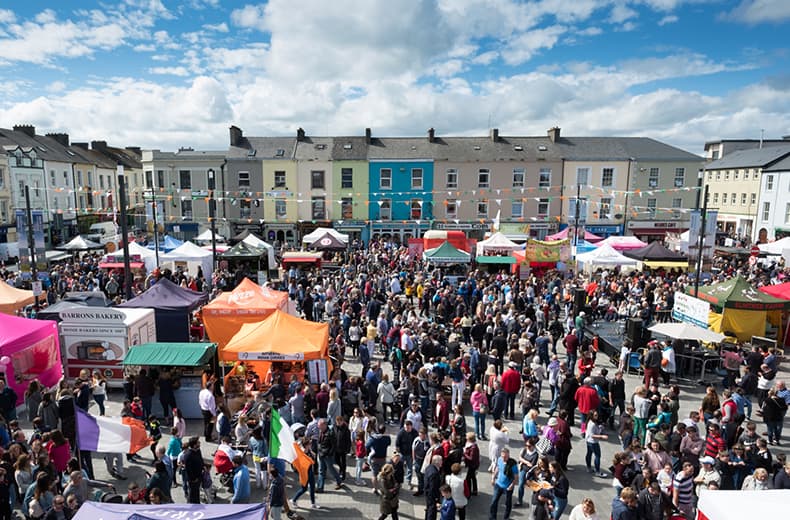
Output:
[648, 321, 725, 343]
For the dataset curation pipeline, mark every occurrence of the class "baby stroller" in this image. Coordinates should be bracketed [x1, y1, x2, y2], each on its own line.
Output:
[213, 447, 235, 490]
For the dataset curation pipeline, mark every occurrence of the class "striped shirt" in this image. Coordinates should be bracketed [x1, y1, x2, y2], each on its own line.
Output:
[673, 473, 694, 505]
[704, 433, 726, 458]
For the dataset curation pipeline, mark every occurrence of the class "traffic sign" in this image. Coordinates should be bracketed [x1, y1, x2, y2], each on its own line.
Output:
[751, 245, 760, 257]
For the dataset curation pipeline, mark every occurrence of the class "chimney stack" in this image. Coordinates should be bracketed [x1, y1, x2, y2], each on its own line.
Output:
[13, 125, 35, 138]
[46, 133, 69, 147]
[125, 146, 141, 155]
[91, 140, 108, 152]
[490, 128, 499, 142]
[229, 125, 243, 147]
[72, 142, 89, 150]
[296, 127, 305, 141]
[547, 127, 561, 143]
[365, 128, 372, 144]
[428, 127, 435, 143]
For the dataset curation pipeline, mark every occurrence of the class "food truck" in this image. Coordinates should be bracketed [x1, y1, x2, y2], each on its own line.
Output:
[58, 307, 156, 384]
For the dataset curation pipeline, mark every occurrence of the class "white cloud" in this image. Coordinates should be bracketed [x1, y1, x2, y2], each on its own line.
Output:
[578, 26, 604, 36]
[230, 4, 267, 30]
[46, 81, 66, 93]
[502, 25, 566, 65]
[0, 9, 16, 24]
[203, 22, 229, 33]
[202, 45, 268, 72]
[609, 3, 638, 23]
[149, 66, 190, 76]
[34, 9, 57, 24]
[722, 0, 790, 24]
[658, 15, 679, 25]
[472, 51, 498, 65]
[134, 43, 156, 52]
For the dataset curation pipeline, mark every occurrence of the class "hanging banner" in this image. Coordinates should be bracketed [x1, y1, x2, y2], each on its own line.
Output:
[687, 209, 718, 268]
[15, 210, 46, 277]
[523, 239, 571, 263]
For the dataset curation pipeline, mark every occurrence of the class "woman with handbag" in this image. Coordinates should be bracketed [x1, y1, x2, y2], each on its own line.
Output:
[377, 463, 400, 520]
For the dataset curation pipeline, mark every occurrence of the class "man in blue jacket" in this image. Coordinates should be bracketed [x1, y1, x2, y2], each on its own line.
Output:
[231, 455, 250, 503]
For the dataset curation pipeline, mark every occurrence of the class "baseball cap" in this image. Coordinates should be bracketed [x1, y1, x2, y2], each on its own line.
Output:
[700, 456, 715, 465]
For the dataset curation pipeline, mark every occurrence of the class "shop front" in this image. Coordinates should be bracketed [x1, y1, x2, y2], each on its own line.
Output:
[371, 221, 430, 246]
[262, 223, 297, 247]
[333, 220, 368, 246]
[122, 342, 217, 419]
[583, 224, 624, 238]
[433, 221, 491, 240]
[627, 221, 689, 242]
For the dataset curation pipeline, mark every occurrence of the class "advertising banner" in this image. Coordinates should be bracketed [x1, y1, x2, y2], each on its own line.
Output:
[523, 239, 571, 263]
[672, 291, 711, 329]
[687, 209, 718, 267]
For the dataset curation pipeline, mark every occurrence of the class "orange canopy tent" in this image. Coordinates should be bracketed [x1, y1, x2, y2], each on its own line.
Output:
[0, 280, 35, 315]
[224, 310, 329, 361]
[202, 278, 291, 360]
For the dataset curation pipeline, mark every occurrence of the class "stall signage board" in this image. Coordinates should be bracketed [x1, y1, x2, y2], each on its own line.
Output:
[238, 351, 305, 361]
[307, 359, 329, 384]
[59, 308, 127, 324]
[672, 291, 710, 330]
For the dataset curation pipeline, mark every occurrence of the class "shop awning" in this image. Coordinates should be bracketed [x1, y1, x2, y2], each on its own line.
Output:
[122, 342, 216, 366]
[476, 255, 516, 264]
[98, 262, 145, 269]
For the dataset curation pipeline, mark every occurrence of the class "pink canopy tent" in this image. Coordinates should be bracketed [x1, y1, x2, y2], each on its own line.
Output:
[595, 235, 647, 251]
[0, 314, 63, 404]
[545, 228, 603, 243]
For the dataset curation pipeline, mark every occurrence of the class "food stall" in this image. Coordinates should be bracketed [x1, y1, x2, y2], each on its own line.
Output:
[119, 277, 208, 342]
[122, 342, 217, 419]
[0, 313, 63, 405]
[0, 279, 34, 315]
[58, 307, 156, 384]
[223, 310, 331, 409]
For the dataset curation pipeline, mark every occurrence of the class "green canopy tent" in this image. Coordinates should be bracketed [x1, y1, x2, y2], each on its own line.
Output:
[221, 241, 269, 274]
[423, 241, 471, 264]
[122, 342, 217, 366]
[475, 255, 516, 265]
[689, 275, 790, 311]
[123, 342, 217, 419]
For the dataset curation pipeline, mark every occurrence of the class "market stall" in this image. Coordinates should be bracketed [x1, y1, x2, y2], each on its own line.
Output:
[691, 275, 790, 342]
[0, 314, 62, 405]
[308, 230, 348, 251]
[122, 342, 217, 419]
[696, 490, 786, 520]
[202, 277, 292, 359]
[221, 241, 271, 281]
[423, 241, 471, 264]
[58, 307, 156, 384]
[281, 251, 323, 270]
[423, 230, 470, 252]
[195, 228, 227, 244]
[576, 243, 638, 273]
[37, 292, 111, 323]
[545, 228, 603, 243]
[517, 238, 571, 276]
[239, 232, 276, 270]
[57, 235, 104, 252]
[147, 235, 183, 253]
[118, 277, 208, 342]
[73, 502, 266, 520]
[224, 310, 331, 390]
[595, 235, 647, 251]
[623, 240, 688, 270]
[301, 227, 349, 246]
[159, 241, 214, 283]
[100, 242, 157, 272]
[0, 280, 34, 315]
[475, 232, 520, 256]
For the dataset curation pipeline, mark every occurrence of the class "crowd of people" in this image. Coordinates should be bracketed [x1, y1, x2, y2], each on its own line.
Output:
[0, 237, 789, 520]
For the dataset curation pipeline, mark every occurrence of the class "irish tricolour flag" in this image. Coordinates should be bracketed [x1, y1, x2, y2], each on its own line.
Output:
[270, 408, 313, 485]
[76, 408, 150, 454]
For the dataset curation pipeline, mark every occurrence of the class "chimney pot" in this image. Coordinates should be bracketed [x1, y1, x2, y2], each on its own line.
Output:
[45, 133, 69, 147]
[296, 127, 305, 141]
[13, 124, 35, 138]
[547, 127, 561, 143]
[365, 127, 372, 144]
[490, 128, 499, 142]
[91, 140, 107, 152]
[428, 127, 435, 143]
[229, 125, 244, 147]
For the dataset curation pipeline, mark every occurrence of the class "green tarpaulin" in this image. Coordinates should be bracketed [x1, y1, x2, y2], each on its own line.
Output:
[689, 275, 790, 311]
[423, 241, 471, 264]
[475, 255, 516, 265]
[221, 241, 267, 258]
[123, 342, 216, 366]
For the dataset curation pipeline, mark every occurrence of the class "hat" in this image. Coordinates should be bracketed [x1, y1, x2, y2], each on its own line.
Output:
[548, 418, 558, 427]
[700, 456, 715, 465]
[508, 361, 518, 368]
[579, 311, 586, 317]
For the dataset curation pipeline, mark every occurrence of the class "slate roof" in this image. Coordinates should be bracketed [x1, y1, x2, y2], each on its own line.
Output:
[228, 137, 296, 160]
[705, 145, 790, 170]
[763, 154, 790, 172]
[431, 136, 563, 162]
[0, 128, 75, 163]
[331, 136, 369, 161]
[294, 137, 333, 161]
[557, 137, 702, 162]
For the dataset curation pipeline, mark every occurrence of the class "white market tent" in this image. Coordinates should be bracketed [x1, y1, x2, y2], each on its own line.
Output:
[241, 234, 276, 268]
[194, 229, 226, 243]
[758, 236, 790, 255]
[696, 490, 786, 520]
[101, 241, 157, 272]
[302, 227, 349, 245]
[648, 321, 725, 343]
[476, 232, 520, 256]
[160, 241, 213, 280]
[576, 243, 637, 273]
[58, 235, 104, 251]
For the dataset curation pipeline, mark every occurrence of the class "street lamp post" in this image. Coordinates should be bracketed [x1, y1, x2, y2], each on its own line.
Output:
[150, 185, 160, 267]
[208, 168, 217, 279]
[574, 181, 581, 248]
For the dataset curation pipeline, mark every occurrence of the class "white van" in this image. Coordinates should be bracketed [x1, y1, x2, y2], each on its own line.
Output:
[85, 222, 122, 252]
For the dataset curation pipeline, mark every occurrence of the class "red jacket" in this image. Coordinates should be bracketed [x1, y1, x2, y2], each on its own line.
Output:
[501, 368, 521, 394]
[574, 385, 601, 414]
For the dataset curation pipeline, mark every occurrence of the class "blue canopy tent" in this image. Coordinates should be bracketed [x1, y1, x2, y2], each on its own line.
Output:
[147, 235, 183, 253]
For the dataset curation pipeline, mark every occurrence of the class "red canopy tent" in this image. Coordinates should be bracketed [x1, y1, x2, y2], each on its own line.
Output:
[545, 228, 603, 242]
[760, 282, 790, 348]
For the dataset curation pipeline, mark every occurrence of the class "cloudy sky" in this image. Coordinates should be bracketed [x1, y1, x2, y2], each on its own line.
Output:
[0, 0, 788, 154]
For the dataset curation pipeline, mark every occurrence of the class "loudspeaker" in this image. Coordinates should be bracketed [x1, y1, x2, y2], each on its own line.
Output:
[627, 318, 644, 348]
[574, 288, 587, 316]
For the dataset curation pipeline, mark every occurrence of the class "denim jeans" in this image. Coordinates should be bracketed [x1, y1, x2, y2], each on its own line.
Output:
[585, 442, 601, 472]
[473, 411, 486, 438]
[402, 454, 414, 485]
[489, 483, 514, 520]
[766, 420, 783, 443]
[94, 394, 106, 416]
[293, 466, 315, 504]
[414, 461, 424, 492]
[553, 497, 567, 520]
[517, 468, 528, 504]
[317, 453, 341, 489]
[506, 392, 517, 418]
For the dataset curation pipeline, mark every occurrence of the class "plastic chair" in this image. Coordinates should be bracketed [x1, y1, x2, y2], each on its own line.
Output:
[627, 352, 643, 375]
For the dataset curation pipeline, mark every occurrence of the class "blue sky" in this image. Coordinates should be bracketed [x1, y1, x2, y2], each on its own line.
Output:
[0, 0, 788, 153]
